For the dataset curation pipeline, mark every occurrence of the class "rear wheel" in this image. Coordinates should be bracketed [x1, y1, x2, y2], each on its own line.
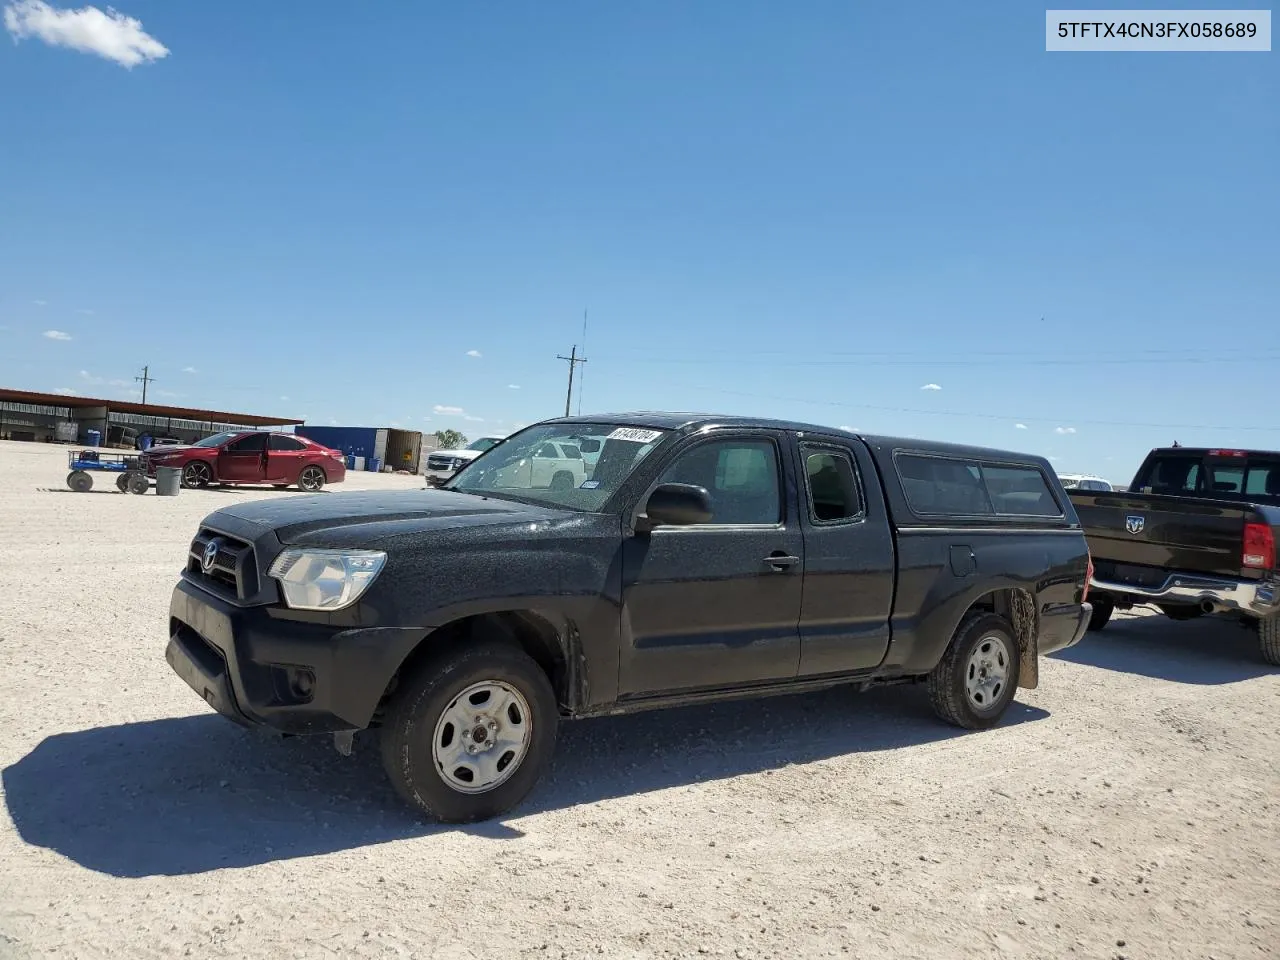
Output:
[928, 612, 1021, 730]
[298, 466, 326, 492]
[67, 470, 93, 492]
[127, 472, 150, 495]
[1257, 615, 1280, 667]
[1087, 596, 1114, 631]
[115, 474, 129, 492]
[549, 470, 575, 492]
[181, 461, 212, 489]
[379, 642, 558, 823]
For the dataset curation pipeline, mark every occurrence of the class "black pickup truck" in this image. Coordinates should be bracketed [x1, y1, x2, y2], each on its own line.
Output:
[1069, 446, 1280, 664]
[166, 413, 1092, 822]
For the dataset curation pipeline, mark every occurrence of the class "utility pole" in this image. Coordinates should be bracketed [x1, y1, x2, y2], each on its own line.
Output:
[135, 365, 156, 404]
[557, 345, 587, 417]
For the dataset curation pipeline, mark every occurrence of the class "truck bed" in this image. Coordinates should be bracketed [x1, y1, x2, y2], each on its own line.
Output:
[1068, 490, 1267, 582]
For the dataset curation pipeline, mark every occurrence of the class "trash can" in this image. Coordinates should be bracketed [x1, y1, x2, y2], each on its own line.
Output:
[155, 466, 182, 497]
[366, 457, 382, 472]
[346, 455, 357, 470]
[85, 429, 101, 447]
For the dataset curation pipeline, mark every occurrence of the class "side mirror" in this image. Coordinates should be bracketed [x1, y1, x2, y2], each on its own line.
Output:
[641, 483, 713, 528]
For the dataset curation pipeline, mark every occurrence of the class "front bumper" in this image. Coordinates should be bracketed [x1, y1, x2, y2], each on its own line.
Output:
[1038, 602, 1092, 656]
[1091, 572, 1279, 618]
[165, 577, 424, 735]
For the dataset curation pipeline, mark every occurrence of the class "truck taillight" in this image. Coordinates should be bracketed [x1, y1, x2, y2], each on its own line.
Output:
[1243, 522, 1275, 570]
[1083, 553, 1093, 602]
[1209, 449, 1247, 458]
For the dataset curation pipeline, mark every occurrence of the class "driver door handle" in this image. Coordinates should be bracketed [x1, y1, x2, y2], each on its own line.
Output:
[764, 552, 800, 571]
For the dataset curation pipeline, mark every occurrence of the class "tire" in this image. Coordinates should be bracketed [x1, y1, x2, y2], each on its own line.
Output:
[181, 461, 212, 489]
[1087, 596, 1114, 632]
[549, 470, 575, 492]
[298, 466, 326, 492]
[927, 612, 1021, 730]
[1258, 616, 1280, 667]
[115, 474, 129, 492]
[379, 642, 558, 823]
[127, 473, 150, 495]
[67, 470, 93, 492]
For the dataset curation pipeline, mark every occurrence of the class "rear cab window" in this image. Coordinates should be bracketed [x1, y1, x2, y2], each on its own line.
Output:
[895, 453, 1063, 519]
[1133, 451, 1280, 505]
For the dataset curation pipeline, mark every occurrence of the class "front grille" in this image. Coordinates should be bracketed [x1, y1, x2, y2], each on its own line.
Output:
[427, 456, 460, 471]
[188, 529, 258, 599]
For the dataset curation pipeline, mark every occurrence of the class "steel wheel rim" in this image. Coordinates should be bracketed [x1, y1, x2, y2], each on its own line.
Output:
[965, 634, 1011, 712]
[300, 468, 323, 491]
[431, 680, 532, 795]
[184, 462, 210, 486]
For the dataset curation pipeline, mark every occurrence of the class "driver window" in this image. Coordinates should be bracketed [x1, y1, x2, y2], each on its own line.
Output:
[227, 433, 267, 453]
[535, 443, 558, 459]
[657, 439, 781, 525]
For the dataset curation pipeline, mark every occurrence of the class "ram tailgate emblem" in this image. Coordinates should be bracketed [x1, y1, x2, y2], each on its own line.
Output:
[1125, 515, 1145, 535]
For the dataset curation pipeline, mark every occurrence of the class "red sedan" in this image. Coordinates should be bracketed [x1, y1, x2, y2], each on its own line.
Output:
[141, 431, 346, 491]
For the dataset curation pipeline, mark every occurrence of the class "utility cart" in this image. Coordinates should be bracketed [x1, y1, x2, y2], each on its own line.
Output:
[66, 450, 150, 494]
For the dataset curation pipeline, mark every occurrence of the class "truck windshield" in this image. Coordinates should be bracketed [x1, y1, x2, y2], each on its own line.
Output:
[446, 423, 670, 511]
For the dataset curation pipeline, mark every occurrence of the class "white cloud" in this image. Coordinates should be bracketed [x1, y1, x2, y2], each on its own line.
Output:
[1055, 426, 1077, 435]
[920, 383, 942, 391]
[154, 389, 181, 399]
[32, 299, 46, 306]
[181, 366, 197, 374]
[76, 307, 94, 315]
[52, 387, 77, 395]
[77, 370, 129, 388]
[390, 420, 402, 428]
[465, 349, 482, 358]
[433, 404, 464, 415]
[838, 425, 860, 432]
[422, 416, 432, 422]
[279, 396, 289, 401]
[507, 384, 521, 390]
[1015, 423, 1028, 430]
[328, 419, 339, 426]
[43, 329, 72, 340]
[464, 415, 485, 423]
[4, 0, 170, 68]
[1048, 455, 1061, 462]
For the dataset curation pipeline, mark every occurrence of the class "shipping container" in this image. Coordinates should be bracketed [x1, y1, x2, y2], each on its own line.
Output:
[384, 428, 424, 473]
[296, 425, 395, 463]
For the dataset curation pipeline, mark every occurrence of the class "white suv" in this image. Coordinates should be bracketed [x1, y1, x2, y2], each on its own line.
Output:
[424, 436, 505, 486]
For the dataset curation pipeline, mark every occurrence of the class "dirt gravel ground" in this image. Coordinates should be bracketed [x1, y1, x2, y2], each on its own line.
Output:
[0, 439, 1277, 960]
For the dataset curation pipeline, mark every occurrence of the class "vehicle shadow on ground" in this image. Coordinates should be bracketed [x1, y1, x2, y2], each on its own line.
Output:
[3, 686, 1047, 878]
[1051, 612, 1276, 684]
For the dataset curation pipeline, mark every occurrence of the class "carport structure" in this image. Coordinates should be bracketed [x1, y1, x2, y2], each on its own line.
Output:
[0, 387, 304, 446]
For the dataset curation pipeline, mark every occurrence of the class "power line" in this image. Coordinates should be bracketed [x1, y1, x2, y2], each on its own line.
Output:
[593, 353, 1280, 368]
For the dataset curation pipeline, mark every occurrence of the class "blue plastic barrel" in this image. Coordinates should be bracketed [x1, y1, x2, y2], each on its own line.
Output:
[366, 457, 382, 473]
[346, 455, 356, 469]
[85, 429, 101, 447]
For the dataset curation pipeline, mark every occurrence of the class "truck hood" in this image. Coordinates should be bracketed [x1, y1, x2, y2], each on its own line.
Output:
[430, 448, 484, 460]
[206, 489, 570, 545]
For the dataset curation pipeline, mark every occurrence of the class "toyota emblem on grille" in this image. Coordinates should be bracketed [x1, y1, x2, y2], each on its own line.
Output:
[202, 538, 221, 572]
[1125, 515, 1145, 535]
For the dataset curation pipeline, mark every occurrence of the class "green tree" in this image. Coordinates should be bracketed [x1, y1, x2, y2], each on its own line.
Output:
[435, 429, 467, 450]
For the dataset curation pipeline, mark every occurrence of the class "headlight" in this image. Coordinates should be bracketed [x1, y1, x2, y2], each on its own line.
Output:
[268, 548, 387, 611]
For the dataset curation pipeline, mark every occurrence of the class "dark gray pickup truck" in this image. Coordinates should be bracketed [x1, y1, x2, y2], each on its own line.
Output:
[1070, 446, 1280, 664]
[166, 413, 1092, 822]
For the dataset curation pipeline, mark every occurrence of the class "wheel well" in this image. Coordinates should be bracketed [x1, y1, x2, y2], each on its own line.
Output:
[375, 611, 570, 722]
[962, 588, 1039, 690]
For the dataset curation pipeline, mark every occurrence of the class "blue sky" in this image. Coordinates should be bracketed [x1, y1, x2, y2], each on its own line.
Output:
[1, 1, 1276, 482]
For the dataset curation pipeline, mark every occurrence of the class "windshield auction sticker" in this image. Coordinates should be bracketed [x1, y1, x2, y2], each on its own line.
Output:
[607, 427, 664, 444]
[1046, 9, 1271, 50]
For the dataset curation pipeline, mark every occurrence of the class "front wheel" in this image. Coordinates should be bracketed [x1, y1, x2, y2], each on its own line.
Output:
[67, 470, 93, 492]
[379, 643, 558, 823]
[927, 612, 1021, 730]
[298, 466, 326, 492]
[182, 461, 212, 489]
[1258, 615, 1280, 667]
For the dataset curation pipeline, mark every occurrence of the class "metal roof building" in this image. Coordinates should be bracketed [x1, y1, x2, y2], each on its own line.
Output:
[0, 387, 303, 446]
